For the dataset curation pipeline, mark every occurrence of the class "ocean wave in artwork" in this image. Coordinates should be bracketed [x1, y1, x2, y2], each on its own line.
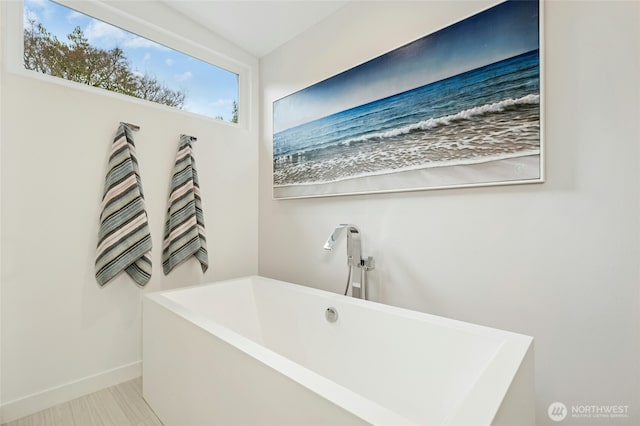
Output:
[274, 50, 541, 187]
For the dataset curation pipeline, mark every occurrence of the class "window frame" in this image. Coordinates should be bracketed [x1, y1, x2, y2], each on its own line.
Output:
[3, 0, 251, 127]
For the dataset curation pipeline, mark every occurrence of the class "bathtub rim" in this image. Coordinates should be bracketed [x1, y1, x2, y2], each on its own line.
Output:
[144, 277, 417, 426]
[144, 275, 533, 426]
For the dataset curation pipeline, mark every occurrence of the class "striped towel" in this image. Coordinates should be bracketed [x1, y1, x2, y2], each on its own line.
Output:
[162, 135, 208, 275]
[95, 123, 152, 286]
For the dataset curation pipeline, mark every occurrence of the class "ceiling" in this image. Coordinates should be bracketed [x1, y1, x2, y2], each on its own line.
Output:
[160, 1, 350, 58]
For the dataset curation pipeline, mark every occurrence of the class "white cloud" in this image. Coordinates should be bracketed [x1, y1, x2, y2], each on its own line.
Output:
[66, 11, 83, 22]
[212, 98, 233, 107]
[175, 71, 193, 82]
[84, 19, 168, 51]
[124, 36, 167, 50]
[24, 8, 39, 26]
[27, 0, 49, 9]
[85, 20, 126, 44]
[132, 71, 144, 78]
[165, 58, 174, 66]
[25, 0, 53, 20]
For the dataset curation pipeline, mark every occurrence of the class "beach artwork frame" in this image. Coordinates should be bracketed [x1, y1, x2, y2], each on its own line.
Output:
[272, 0, 543, 199]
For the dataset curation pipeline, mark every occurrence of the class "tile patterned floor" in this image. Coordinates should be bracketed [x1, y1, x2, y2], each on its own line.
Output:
[2, 378, 163, 426]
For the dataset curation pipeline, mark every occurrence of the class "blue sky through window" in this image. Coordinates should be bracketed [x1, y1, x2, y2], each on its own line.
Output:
[24, 0, 239, 121]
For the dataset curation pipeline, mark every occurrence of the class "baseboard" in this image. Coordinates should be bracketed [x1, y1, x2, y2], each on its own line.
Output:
[0, 361, 141, 424]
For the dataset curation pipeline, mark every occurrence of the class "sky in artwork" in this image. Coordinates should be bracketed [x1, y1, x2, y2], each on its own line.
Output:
[274, 0, 540, 133]
[23, 0, 238, 121]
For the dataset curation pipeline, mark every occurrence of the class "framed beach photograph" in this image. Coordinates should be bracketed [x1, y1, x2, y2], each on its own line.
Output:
[272, 0, 543, 199]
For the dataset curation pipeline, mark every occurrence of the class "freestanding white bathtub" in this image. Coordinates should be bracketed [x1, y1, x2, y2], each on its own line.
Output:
[142, 276, 534, 426]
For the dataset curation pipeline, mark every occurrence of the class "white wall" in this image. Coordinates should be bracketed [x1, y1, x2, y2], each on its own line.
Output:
[259, 1, 639, 425]
[0, 1, 259, 421]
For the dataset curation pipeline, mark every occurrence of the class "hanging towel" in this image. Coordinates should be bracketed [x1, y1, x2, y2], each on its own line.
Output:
[162, 135, 208, 275]
[95, 123, 152, 286]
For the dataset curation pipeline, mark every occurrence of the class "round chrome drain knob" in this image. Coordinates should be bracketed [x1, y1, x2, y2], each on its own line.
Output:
[325, 307, 339, 323]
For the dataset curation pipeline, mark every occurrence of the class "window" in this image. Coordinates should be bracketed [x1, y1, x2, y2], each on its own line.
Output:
[22, 0, 239, 123]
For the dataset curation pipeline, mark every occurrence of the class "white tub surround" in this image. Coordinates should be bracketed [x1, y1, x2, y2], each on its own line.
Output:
[142, 276, 534, 426]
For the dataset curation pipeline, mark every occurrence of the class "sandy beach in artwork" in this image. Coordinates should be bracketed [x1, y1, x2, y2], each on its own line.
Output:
[273, 41, 541, 200]
[273, 154, 541, 199]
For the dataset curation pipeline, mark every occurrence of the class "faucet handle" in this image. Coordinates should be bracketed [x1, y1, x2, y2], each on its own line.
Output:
[362, 256, 375, 271]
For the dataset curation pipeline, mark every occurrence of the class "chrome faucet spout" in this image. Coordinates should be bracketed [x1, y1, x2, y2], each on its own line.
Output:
[323, 224, 372, 300]
[323, 224, 344, 250]
[323, 224, 359, 251]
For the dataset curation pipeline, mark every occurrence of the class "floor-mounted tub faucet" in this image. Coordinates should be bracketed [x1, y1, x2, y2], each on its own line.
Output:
[324, 224, 374, 299]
